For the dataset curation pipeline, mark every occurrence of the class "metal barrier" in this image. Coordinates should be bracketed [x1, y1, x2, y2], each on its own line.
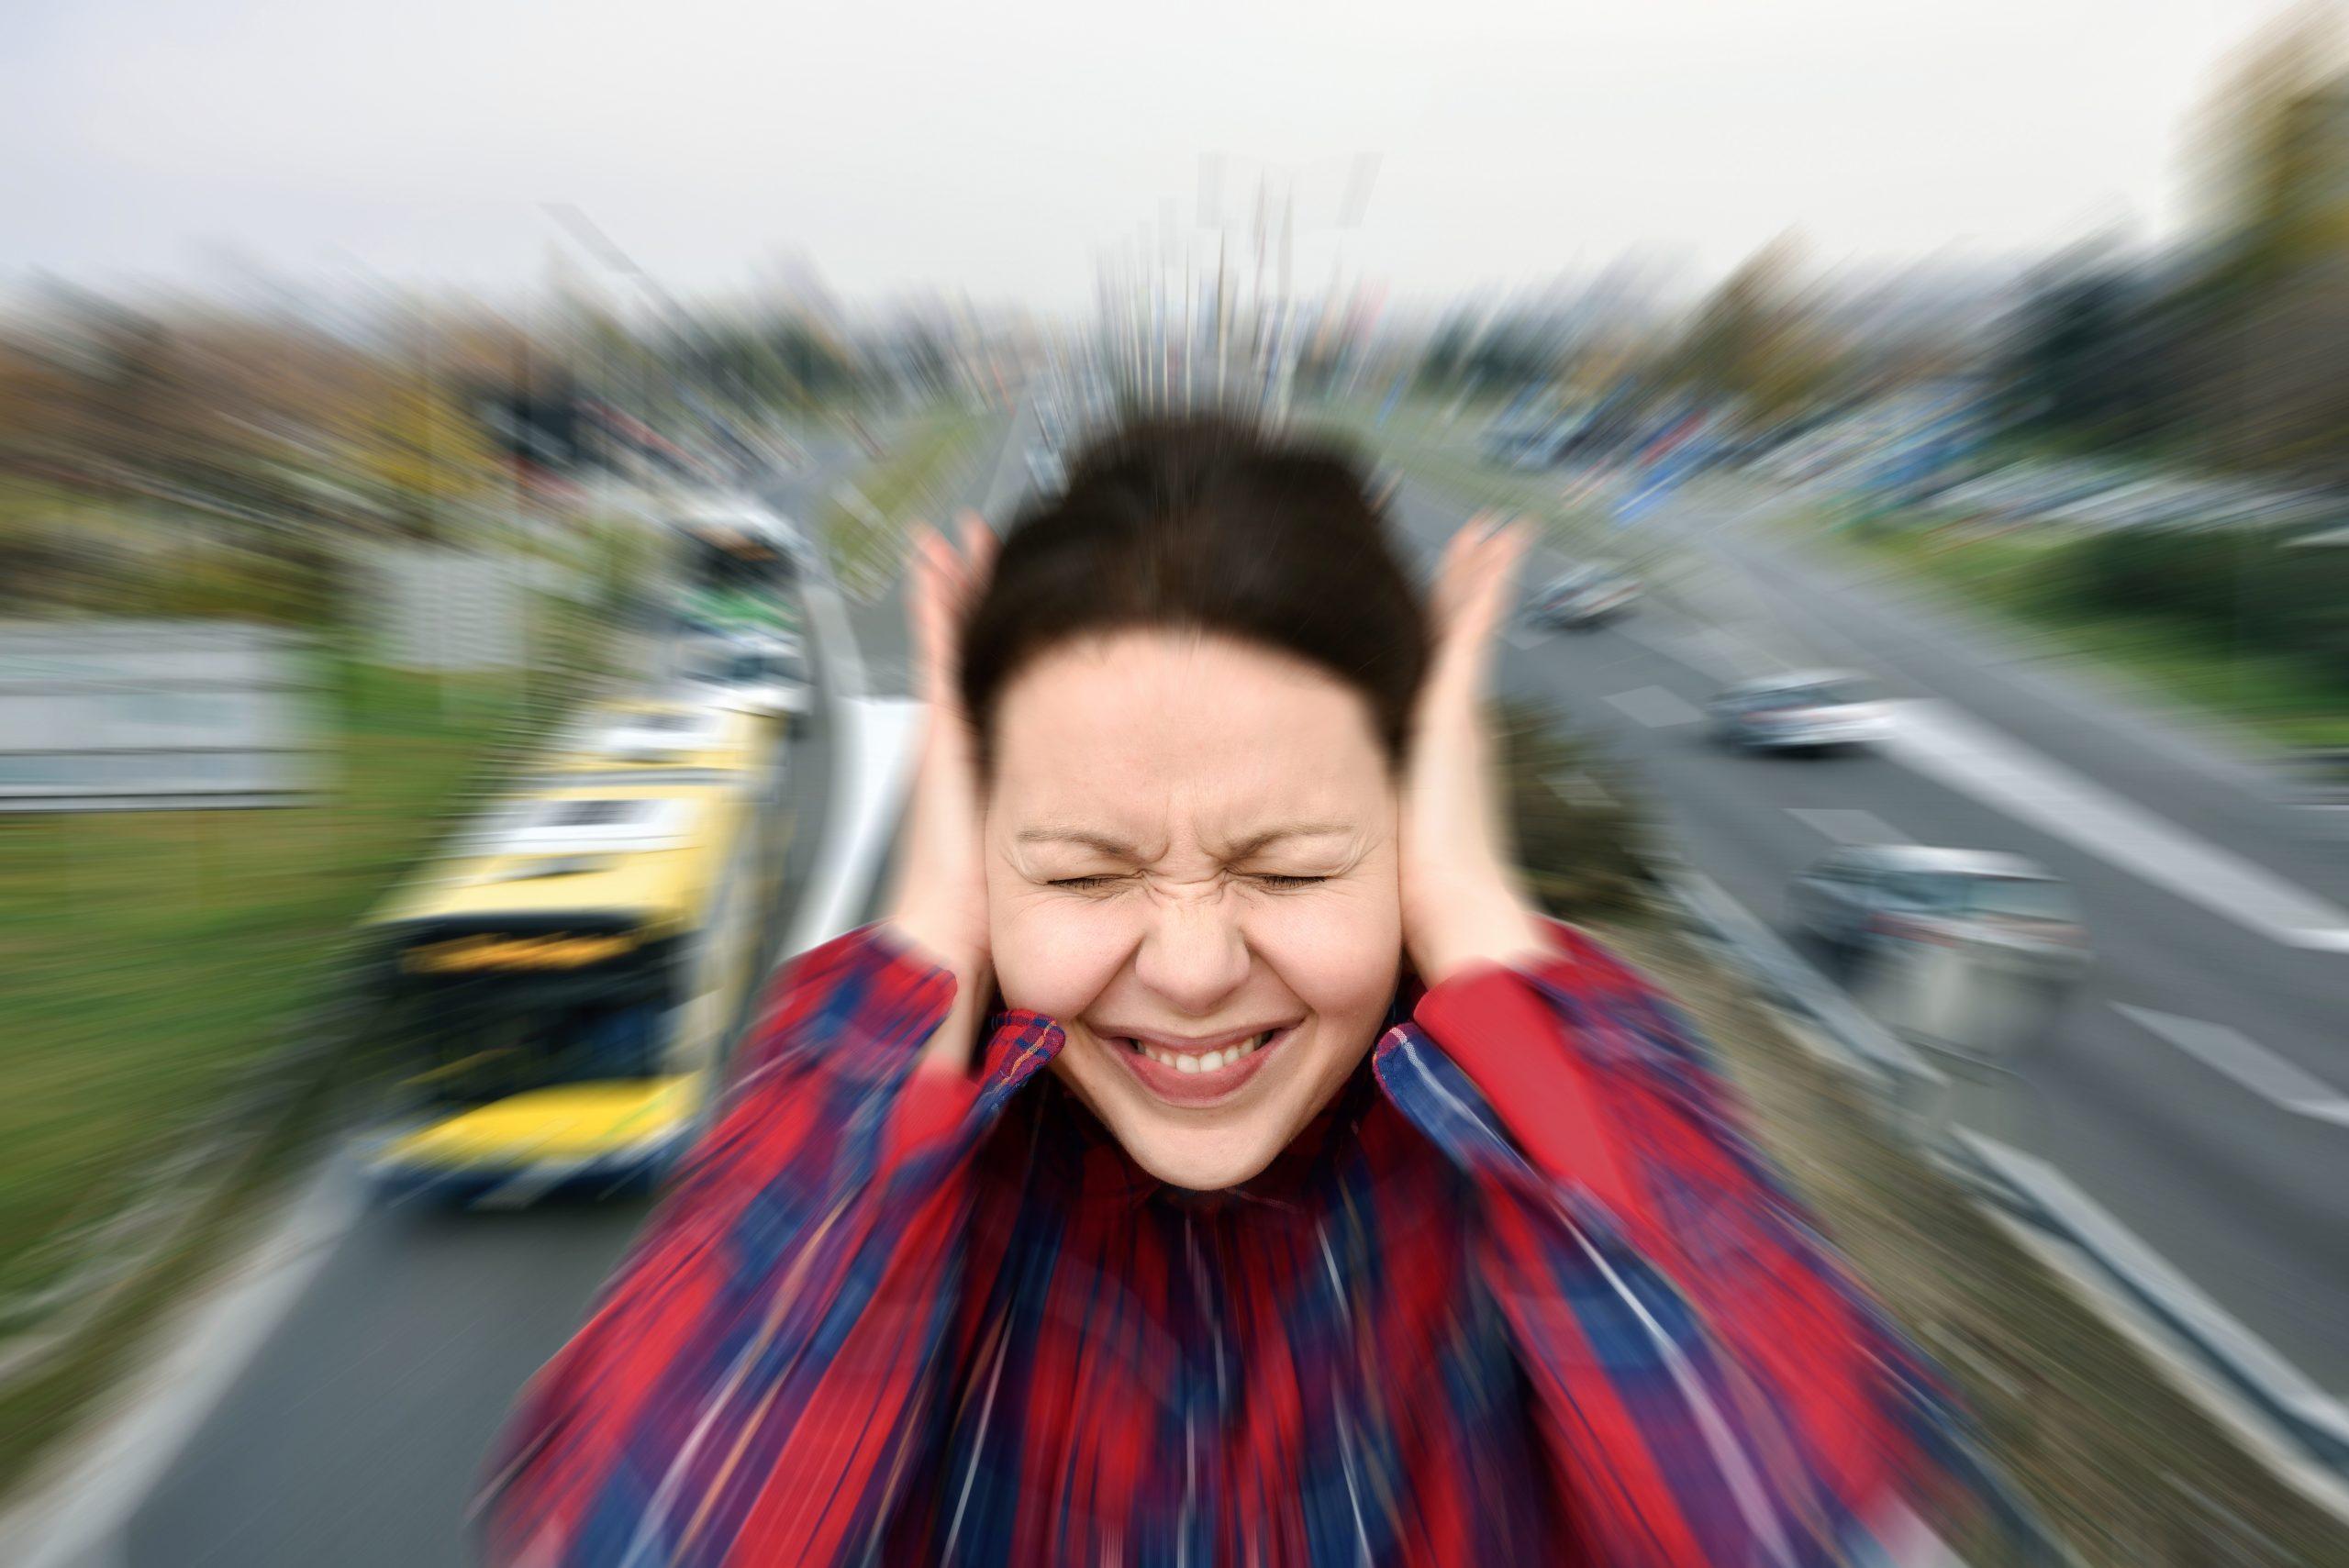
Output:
[1657, 860, 2349, 1520]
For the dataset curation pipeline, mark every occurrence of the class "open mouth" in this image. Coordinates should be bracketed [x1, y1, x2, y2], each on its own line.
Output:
[1101, 1024, 1297, 1106]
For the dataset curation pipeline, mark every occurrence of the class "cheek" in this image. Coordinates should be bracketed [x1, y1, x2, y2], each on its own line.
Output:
[1251, 891, 1404, 1022]
[988, 894, 1132, 1019]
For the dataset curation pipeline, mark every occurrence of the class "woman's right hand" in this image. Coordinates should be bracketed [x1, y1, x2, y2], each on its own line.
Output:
[884, 512, 996, 1067]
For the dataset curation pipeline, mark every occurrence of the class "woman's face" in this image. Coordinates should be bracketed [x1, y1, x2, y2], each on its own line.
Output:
[985, 630, 1403, 1192]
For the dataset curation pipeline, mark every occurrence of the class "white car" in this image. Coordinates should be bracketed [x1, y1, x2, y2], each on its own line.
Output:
[1708, 670, 1888, 753]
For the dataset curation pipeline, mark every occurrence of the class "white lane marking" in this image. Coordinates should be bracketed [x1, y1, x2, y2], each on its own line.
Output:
[1881, 699, 2349, 951]
[1549, 769, 1614, 809]
[2113, 1004, 2349, 1127]
[1605, 684, 1702, 728]
[1786, 807, 1910, 845]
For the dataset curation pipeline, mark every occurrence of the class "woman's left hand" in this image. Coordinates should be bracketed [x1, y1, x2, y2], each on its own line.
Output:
[1399, 515, 1550, 987]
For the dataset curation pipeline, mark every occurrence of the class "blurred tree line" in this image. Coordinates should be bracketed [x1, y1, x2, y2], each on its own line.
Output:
[1406, 8, 2349, 492]
[0, 287, 936, 628]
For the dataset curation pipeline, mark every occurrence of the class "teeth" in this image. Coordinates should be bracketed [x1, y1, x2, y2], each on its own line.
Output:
[1128, 1029, 1276, 1073]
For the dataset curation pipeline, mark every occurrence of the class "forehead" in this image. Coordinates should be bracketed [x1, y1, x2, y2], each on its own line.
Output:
[990, 632, 1390, 832]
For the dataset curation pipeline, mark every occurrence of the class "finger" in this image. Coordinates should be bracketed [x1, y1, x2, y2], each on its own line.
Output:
[1433, 513, 1516, 631]
[1430, 520, 1530, 701]
[945, 512, 996, 626]
[1431, 518, 1489, 627]
[1458, 522, 1530, 639]
[955, 510, 998, 582]
[907, 527, 961, 701]
[905, 521, 941, 645]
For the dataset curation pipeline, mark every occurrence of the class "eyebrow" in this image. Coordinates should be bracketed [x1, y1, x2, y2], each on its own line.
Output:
[1014, 828, 1142, 858]
[1012, 821, 1353, 861]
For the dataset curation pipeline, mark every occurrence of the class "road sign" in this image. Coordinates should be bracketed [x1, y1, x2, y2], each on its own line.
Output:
[0, 621, 318, 810]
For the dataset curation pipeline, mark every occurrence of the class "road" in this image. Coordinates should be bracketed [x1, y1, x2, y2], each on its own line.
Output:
[1376, 469, 2349, 1397]
[89, 417, 1032, 1568]
[59, 406, 2344, 1562]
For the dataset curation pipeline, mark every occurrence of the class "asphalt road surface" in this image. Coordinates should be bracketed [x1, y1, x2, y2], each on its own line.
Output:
[1378, 468, 2349, 1398]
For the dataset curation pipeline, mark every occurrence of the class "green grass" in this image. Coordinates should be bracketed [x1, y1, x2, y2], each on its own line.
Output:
[0, 660, 532, 1308]
[0, 550, 616, 1495]
[1833, 519, 2349, 751]
[817, 405, 996, 595]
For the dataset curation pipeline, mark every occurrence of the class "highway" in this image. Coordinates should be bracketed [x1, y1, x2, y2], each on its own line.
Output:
[34, 405, 2343, 1564]
[1375, 465, 2349, 1396]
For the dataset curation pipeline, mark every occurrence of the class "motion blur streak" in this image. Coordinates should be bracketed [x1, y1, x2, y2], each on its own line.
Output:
[3, 3, 2347, 1567]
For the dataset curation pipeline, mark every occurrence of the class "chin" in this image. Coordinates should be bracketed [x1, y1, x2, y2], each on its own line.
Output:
[1117, 1128, 1286, 1193]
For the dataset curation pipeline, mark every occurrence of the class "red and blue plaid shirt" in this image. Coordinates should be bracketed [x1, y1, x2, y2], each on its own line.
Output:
[484, 920, 1991, 1565]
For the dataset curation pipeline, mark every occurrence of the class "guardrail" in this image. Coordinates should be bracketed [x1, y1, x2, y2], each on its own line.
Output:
[1656, 852, 2349, 1521]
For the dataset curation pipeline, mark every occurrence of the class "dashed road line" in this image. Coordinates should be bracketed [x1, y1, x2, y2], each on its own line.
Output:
[1786, 808, 1910, 845]
[2113, 1004, 2349, 1127]
[1883, 699, 2349, 951]
[1604, 684, 1702, 728]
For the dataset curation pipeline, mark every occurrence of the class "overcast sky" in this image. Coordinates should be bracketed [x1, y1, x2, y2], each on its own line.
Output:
[0, 0, 2288, 314]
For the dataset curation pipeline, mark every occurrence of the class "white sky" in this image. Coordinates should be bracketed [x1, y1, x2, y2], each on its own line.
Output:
[0, 0, 2290, 313]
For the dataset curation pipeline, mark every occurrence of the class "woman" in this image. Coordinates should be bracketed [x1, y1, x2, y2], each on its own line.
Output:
[484, 417, 1983, 1565]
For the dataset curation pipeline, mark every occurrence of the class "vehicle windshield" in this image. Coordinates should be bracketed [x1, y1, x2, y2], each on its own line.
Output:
[1966, 876, 2077, 922]
[381, 960, 671, 1107]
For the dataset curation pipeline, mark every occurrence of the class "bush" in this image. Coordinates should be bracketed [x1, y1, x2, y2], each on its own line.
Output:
[2050, 524, 2349, 677]
[1497, 702, 1656, 921]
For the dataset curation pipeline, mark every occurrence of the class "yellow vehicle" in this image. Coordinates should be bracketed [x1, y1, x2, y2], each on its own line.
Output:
[539, 696, 774, 784]
[361, 773, 775, 1205]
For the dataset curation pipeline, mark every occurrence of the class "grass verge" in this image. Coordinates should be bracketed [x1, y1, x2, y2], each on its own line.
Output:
[1828, 520, 2349, 751]
[0, 660, 531, 1307]
[0, 589, 615, 1493]
[817, 404, 996, 596]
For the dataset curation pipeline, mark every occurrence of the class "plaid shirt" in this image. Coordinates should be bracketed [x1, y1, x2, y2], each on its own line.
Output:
[484, 920, 1987, 1566]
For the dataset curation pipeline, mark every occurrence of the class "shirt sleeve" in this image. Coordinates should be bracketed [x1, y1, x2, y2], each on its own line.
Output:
[1375, 918, 1998, 1566]
[479, 923, 1055, 1567]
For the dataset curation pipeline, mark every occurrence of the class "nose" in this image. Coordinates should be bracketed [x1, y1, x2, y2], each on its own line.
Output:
[1132, 893, 1250, 1017]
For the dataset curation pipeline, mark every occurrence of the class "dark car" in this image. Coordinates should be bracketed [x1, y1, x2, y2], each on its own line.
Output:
[1531, 563, 1642, 629]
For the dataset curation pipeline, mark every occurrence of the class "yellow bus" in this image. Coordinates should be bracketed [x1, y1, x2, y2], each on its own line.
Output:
[361, 772, 774, 1205]
[538, 696, 774, 784]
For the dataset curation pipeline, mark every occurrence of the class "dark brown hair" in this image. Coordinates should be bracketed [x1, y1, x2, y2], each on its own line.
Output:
[960, 413, 1429, 769]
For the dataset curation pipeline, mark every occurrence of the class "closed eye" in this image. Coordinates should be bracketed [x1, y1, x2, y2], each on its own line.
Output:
[1248, 873, 1330, 889]
[1046, 874, 1128, 892]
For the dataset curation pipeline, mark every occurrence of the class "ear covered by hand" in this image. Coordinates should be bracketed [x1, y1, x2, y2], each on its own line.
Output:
[1398, 515, 1549, 987]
